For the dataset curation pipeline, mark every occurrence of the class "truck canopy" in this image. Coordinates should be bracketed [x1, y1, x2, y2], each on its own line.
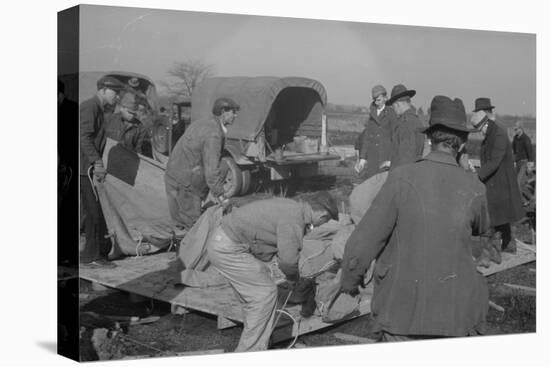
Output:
[191, 76, 327, 142]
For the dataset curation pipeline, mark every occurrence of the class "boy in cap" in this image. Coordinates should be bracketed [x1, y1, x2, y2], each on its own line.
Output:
[385, 84, 425, 169]
[103, 91, 148, 154]
[341, 96, 489, 342]
[165, 97, 240, 231]
[354, 85, 397, 180]
[470, 98, 524, 254]
[80, 75, 125, 268]
[206, 191, 338, 352]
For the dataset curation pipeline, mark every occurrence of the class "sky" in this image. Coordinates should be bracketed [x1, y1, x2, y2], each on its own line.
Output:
[76, 4, 536, 116]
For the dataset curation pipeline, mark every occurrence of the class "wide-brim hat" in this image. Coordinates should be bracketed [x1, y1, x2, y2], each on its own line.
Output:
[386, 84, 416, 106]
[421, 95, 475, 134]
[473, 97, 494, 112]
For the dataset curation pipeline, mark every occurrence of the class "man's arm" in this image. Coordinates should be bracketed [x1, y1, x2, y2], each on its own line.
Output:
[524, 135, 534, 163]
[276, 221, 304, 282]
[80, 100, 102, 167]
[202, 132, 226, 198]
[471, 188, 490, 236]
[340, 173, 398, 292]
[477, 129, 508, 182]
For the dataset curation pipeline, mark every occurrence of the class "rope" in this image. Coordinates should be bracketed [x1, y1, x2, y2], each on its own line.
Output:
[274, 309, 299, 349]
[87, 166, 98, 202]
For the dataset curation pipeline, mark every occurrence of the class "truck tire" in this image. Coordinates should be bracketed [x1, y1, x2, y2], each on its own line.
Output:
[240, 169, 252, 195]
[221, 157, 242, 198]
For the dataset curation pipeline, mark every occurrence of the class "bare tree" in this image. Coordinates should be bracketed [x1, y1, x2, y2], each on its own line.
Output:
[161, 58, 215, 98]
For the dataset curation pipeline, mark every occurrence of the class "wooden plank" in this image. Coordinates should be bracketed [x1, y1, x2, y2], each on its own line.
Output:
[488, 300, 505, 312]
[503, 283, 536, 296]
[80, 241, 534, 342]
[478, 245, 536, 276]
[217, 316, 238, 330]
[333, 332, 376, 344]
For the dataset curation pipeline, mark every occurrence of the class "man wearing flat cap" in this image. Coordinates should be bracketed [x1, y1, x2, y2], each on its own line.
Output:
[104, 91, 148, 154]
[354, 85, 397, 180]
[470, 98, 524, 254]
[385, 84, 425, 169]
[340, 96, 489, 342]
[80, 75, 126, 268]
[165, 97, 240, 231]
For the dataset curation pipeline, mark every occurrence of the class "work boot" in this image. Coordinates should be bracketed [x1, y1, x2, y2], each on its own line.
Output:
[475, 248, 491, 268]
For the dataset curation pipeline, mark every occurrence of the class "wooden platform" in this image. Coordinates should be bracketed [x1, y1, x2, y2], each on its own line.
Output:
[79, 240, 535, 340]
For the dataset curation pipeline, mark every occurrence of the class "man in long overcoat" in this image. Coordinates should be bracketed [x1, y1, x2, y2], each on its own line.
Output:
[471, 98, 524, 253]
[385, 84, 425, 169]
[340, 96, 489, 341]
[355, 85, 397, 180]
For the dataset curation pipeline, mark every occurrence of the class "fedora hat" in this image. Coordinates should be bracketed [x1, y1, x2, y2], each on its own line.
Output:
[473, 97, 494, 112]
[422, 95, 474, 133]
[386, 84, 416, 106]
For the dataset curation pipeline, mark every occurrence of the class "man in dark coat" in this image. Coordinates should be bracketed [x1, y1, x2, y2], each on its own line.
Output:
[207, 192, 338, 352]
[340, 96, 489, 342]
[355, 85, 397, 180]
[471, 98, 525, 253]
[512, 121, 534, 196]
[104, 91, 148, 154]
[385, 84, 425, 169]
[80, 76, 126, 268]
[164, 97, 239, 230]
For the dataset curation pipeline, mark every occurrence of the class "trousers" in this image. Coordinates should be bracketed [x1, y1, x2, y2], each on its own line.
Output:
[206, 227, 278, 352]
[80, 176, 109, 263]
[164, 174, 202, 231]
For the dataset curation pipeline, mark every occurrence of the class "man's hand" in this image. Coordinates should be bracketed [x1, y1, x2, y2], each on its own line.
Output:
[527, 162, 535, 173]
[379, 161, 391, 171]
[93, 160, 107, 182]
[354, 159, 366, 173]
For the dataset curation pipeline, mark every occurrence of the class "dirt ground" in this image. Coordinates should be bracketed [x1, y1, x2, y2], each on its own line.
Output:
[74, 165, 536, 361]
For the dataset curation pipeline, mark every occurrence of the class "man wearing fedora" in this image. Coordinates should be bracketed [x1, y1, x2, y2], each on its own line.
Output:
[470, 98, 524, 254]
[340, 96, 489, 342]
[385, 84, 425, 169]
[354, 85, 397, 181]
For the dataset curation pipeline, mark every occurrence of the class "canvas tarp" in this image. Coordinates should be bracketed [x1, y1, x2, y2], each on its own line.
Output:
[98, 138, 177, 258]
[190, 76, 327, 141]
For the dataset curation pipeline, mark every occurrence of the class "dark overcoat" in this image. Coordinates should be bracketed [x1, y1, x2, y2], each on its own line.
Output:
[390, 106, 425, 169]
[341, 151, 489, 336]
[357, 104, 397, 179]
[478, 120, 524, 226]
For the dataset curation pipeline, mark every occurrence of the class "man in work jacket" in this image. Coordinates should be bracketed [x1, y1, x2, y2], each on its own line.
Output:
[164, 97, 239, 231]
[340, 96, 490, 342]
[471, 97, 524, 254]
[80, 76, 126, 268]
[385, 84, 425, 169]
[104, 91, 148, 154]
[512, 120, 534, 196]
[355, 84, 397, 181]
[206, 192, 338, 352]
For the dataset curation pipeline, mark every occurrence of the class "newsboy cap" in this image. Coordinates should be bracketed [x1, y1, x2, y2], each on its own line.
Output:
[212, 97, 240, 116]
[422, 96, 474, 134]
[97, 76, 125, 91]
[386, 84, 416, 106]
[371, 85, 387, 100]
